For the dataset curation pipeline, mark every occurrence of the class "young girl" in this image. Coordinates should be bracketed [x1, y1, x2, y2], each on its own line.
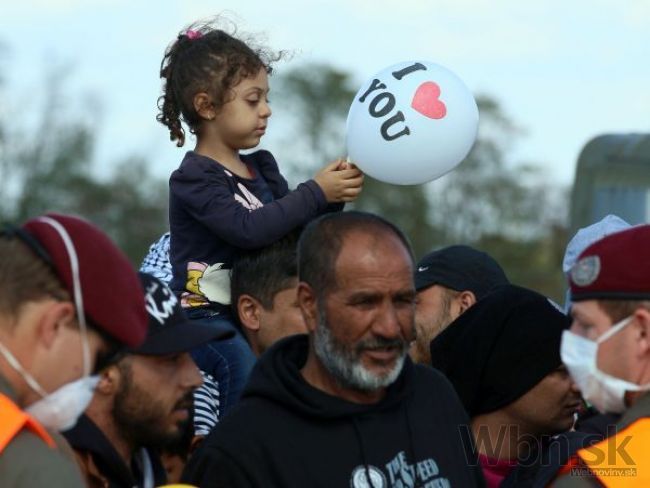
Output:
[157, 21, 363, 418]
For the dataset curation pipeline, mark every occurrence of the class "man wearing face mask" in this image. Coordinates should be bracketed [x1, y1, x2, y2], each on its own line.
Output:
[0, 214, 148, 487]
[555, 224, 650, 487]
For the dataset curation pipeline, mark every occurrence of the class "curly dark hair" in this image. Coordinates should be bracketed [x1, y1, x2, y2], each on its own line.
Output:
[157, 20, 279, 147]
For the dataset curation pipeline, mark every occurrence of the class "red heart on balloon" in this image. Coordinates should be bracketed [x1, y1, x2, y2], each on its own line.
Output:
[411, 82, 447, 119]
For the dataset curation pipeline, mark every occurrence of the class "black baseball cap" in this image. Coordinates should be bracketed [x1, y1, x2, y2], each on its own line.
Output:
[131, 273, 234, 355]
[414, 245, 509, 299]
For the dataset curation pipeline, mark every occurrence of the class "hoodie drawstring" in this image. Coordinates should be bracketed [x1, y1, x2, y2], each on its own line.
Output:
[352, 417, 377, 488]
[405, 405, 423, 488]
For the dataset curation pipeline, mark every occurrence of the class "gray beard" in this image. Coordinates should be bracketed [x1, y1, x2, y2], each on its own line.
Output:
[312, 305, 407, 392]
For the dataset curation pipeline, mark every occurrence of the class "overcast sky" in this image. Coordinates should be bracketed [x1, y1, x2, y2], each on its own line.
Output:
[2, 0, 649, 186]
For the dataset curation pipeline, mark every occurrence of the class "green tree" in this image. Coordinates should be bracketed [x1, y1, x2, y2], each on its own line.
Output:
[425, 95, 570, 299]
[0, 66, 167, 265]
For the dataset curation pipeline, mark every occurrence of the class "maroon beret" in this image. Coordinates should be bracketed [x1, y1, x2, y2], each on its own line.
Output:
[569, 224, 650, 302]
[22, 213, 148, 347]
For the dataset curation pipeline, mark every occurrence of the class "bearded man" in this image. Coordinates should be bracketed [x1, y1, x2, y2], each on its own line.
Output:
[410, 245, 509, 365]
[64, 273, 231, 487]
[183, 211, 485, 488]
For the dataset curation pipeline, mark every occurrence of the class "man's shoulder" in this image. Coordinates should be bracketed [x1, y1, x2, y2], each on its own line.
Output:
[0, 429, 85, 487]
[203, 396, 283, 445]
[188, 396, 285, 478]
[619, 391, 650, 428]
[407, 363, 469, 416]
[411, 362, 458, 390]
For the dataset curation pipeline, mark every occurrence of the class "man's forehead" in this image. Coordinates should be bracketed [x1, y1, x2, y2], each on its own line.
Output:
[333, 254, 414, 292]
[416, 283, 450, 294]
[570, 300, 600, 321]
[415, 283, 450, 300]
[336, 230, 412, 265]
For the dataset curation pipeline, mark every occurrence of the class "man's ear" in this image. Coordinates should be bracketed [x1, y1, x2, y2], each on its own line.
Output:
[35, 301, 76, 350]
[297, 282, 318, 333]
[193, 92, 215, 120]
[238, 295, 262, 333]
[457, 291, 477, 315]
[633, 308, 650, 358]
[95, 364, 121, 395]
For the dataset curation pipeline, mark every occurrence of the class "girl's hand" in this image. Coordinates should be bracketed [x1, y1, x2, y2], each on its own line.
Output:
[314, 159, 364, 203]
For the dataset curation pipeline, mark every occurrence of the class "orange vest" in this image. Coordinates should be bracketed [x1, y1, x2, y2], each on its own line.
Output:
[0, 393, 56, 454]
[570, 418, 650, 487]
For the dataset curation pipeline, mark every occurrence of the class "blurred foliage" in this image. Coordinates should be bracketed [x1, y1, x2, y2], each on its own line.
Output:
[0, 67, 167, 266]
[275, 63, 569, 302]
[0, 59, 571, 300]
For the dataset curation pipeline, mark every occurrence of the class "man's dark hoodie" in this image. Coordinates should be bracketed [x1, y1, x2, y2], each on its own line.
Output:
[183, 335, 485, 488]
[64, 414, 167, 488]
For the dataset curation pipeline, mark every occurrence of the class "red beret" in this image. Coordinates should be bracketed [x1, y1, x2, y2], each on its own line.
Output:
[22, 213, 148, 347]
[569, 224, 650, 302]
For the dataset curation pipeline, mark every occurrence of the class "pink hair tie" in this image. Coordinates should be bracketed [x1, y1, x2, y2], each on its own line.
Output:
[186, 29, 202, 40]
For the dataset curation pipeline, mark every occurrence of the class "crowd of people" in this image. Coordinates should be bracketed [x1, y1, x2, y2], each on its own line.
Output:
[1, 18, 649, 488]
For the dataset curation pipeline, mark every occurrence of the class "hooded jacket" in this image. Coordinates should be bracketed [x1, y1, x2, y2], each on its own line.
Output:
[183, 334, 485, 488]
[64, 414, 167, 488]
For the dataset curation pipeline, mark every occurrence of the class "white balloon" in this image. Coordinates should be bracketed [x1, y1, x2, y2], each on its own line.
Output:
[346, 61, 479, 185]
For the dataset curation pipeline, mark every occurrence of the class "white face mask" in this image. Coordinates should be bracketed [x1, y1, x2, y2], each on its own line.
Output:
[26, 375, 99, 431]
[561, 315, 650, 414]
[0, 340, 99, 431]
[0, 216, 97, 431]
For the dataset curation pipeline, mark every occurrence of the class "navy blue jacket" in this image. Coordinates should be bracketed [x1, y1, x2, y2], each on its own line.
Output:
[169, 150, 337, 306]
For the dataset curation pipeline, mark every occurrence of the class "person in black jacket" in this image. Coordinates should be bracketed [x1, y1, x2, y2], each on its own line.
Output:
[429, 285, 587, 487]
[64, 273, 232, 487]
[183, 211, 485, 488]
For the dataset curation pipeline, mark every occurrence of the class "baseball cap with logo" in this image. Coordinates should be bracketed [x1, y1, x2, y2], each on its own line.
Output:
[569, 224, 650, 302]
[414, 245, 509, 299]
[132, 273, 234, 355]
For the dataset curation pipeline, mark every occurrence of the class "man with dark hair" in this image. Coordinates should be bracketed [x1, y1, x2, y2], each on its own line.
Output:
[554, 225, 650, 486]
[0, 213, 149, 487]
[64, 273, 232, 487]
[411, 245, 509, 364]
[230, 230, 306, 356]
[183, 211, 484, 487]
[191, 232, 307, 439]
